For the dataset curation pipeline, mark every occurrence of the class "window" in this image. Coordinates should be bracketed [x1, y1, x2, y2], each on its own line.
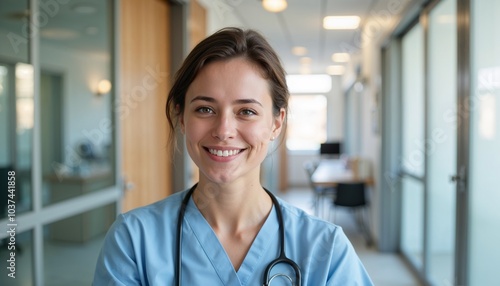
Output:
[286, 95, 327, 151]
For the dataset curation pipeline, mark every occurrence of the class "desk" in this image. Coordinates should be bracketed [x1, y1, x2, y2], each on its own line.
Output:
[312, 159, 374, 245]
[311, 159, 374, 187]
[45, 169, 114, 243]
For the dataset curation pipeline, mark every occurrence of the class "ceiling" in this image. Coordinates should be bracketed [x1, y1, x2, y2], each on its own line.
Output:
[219, 0, 415, 75]
[0, 0, 414, 75]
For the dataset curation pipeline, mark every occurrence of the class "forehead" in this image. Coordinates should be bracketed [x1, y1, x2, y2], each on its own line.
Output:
[186, 57, 272, 101]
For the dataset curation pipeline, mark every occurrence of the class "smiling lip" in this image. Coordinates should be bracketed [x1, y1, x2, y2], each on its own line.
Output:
[204, 147, 245, 158]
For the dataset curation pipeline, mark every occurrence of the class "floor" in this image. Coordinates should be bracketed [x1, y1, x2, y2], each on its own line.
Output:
[278, 187, 422, 286]
[0, 187, 422, 286]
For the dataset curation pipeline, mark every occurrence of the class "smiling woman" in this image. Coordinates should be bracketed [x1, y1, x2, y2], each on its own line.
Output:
[93, 27, 374, 286]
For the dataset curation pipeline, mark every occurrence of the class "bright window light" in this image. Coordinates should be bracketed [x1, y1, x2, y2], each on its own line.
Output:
[287, 95, 327, 151]
[323, 16, 360, 30]
[286, 74, 332, 93]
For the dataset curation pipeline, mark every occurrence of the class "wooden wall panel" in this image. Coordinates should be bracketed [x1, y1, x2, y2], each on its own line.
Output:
[121, 0, 171, 212]
[186, 0, 207, 186]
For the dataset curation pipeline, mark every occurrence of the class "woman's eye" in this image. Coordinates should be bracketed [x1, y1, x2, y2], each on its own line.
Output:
[196, 107, 214, 114]
[240, 109, 256, 116]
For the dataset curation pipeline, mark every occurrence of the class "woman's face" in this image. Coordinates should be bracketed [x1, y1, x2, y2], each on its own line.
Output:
[181, 57, 285, 186]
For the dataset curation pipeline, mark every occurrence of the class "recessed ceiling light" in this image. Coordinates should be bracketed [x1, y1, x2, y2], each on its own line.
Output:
[323, 16, 360, 30]
[300, 57, 312, 65]
[331, 53, 350, 62]
[262, 0, 287, 13]
[292, 46, 308, 56]
[300, 66, 311, 75]
[326, 65, 345, 76]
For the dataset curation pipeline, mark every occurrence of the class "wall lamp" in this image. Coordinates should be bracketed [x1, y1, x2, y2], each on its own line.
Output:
[95, 79, 112, 96]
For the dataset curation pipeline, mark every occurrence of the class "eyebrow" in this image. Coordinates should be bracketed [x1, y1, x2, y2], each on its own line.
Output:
[190, 96, 263, 107]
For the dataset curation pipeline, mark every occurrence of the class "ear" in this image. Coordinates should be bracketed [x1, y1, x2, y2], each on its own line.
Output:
[177, 104, 185, 134]
[271, 108, 286, 140]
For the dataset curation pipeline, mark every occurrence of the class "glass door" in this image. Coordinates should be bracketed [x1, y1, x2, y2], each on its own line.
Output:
[399, 2, 458, 283]
[426, 0, 457, 284]
[0, 1, 120, 285]
[400, 21, 425, 272]
[468, 0, 500, 284]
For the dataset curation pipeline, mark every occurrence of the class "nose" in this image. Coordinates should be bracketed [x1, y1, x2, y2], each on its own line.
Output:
[212, 112, 236, 141]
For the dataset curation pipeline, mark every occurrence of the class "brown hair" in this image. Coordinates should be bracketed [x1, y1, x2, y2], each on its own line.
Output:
[166, 27, 288, 148]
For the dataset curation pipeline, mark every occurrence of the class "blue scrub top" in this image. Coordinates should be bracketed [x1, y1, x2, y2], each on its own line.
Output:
[93, 189, 374, 285]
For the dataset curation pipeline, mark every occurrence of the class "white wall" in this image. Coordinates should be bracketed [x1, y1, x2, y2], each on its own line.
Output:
[0, 27, 111, 168]
[347, 0, 415, 242]
[40, 44, 111, 164]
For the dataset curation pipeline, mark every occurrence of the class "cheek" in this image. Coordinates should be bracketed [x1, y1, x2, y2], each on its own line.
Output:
[183, 118, 203, 143]
[245, 122, 273, 146]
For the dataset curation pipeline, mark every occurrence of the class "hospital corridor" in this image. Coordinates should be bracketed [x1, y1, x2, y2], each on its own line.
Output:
[1, 0, 499, 285]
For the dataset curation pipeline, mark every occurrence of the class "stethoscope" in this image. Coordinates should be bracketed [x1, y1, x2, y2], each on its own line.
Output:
[176, 184, 301, 286]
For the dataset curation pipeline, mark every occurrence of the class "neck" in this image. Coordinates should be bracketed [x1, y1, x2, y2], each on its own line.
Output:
[192, 179, 273, 234]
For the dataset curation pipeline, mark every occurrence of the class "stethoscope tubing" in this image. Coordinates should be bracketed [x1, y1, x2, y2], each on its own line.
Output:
[176, 184, 301, 286]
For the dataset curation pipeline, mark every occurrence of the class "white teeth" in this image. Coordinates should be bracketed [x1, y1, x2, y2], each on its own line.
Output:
[209, 149, 241, 157]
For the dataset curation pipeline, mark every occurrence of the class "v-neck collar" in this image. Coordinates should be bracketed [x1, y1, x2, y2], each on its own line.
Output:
[183, 195, 280, 286]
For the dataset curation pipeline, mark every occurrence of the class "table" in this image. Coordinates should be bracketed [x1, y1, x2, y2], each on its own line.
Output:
[311, 159, 374, 245]
[311, 159, 374, 187]
[45, 169, 115, 243]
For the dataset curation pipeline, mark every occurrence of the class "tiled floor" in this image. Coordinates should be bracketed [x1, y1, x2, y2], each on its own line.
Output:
[278, 187, 422, 286]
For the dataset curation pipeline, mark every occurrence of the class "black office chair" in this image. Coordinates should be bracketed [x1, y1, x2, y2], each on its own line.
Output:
[332, 182, 373, 246]
[303, 160, 336, 218]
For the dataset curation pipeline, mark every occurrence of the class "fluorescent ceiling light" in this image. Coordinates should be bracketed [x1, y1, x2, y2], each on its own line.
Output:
[331, 53, 350, 62]
[286, 74, 332, 93]
[262, 0, 287, 13]
[300, 57, 312, 65]
[292, 46, 308, 56]
[326, 65, 345, 76]
[323, 16, 360, 30]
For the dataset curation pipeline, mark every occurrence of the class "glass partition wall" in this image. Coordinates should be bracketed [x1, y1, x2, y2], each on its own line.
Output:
[0, 1, 120, 285]
[400, 22, 425, 272]
[397, 0, 458, 284]
[391, 0, 500, 285]
[468, 0, 500, 284]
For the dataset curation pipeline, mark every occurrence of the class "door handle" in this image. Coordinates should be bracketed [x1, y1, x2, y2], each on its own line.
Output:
[121, 176, 135, 193]
[450, 166, 467, 192]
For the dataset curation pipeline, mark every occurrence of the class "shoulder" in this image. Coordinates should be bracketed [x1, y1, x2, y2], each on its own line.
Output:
[120, 190, 186, 224]
[276, 195, 341, 234]
[275, 195, 350, 253]
[275, 196, 373, 285]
